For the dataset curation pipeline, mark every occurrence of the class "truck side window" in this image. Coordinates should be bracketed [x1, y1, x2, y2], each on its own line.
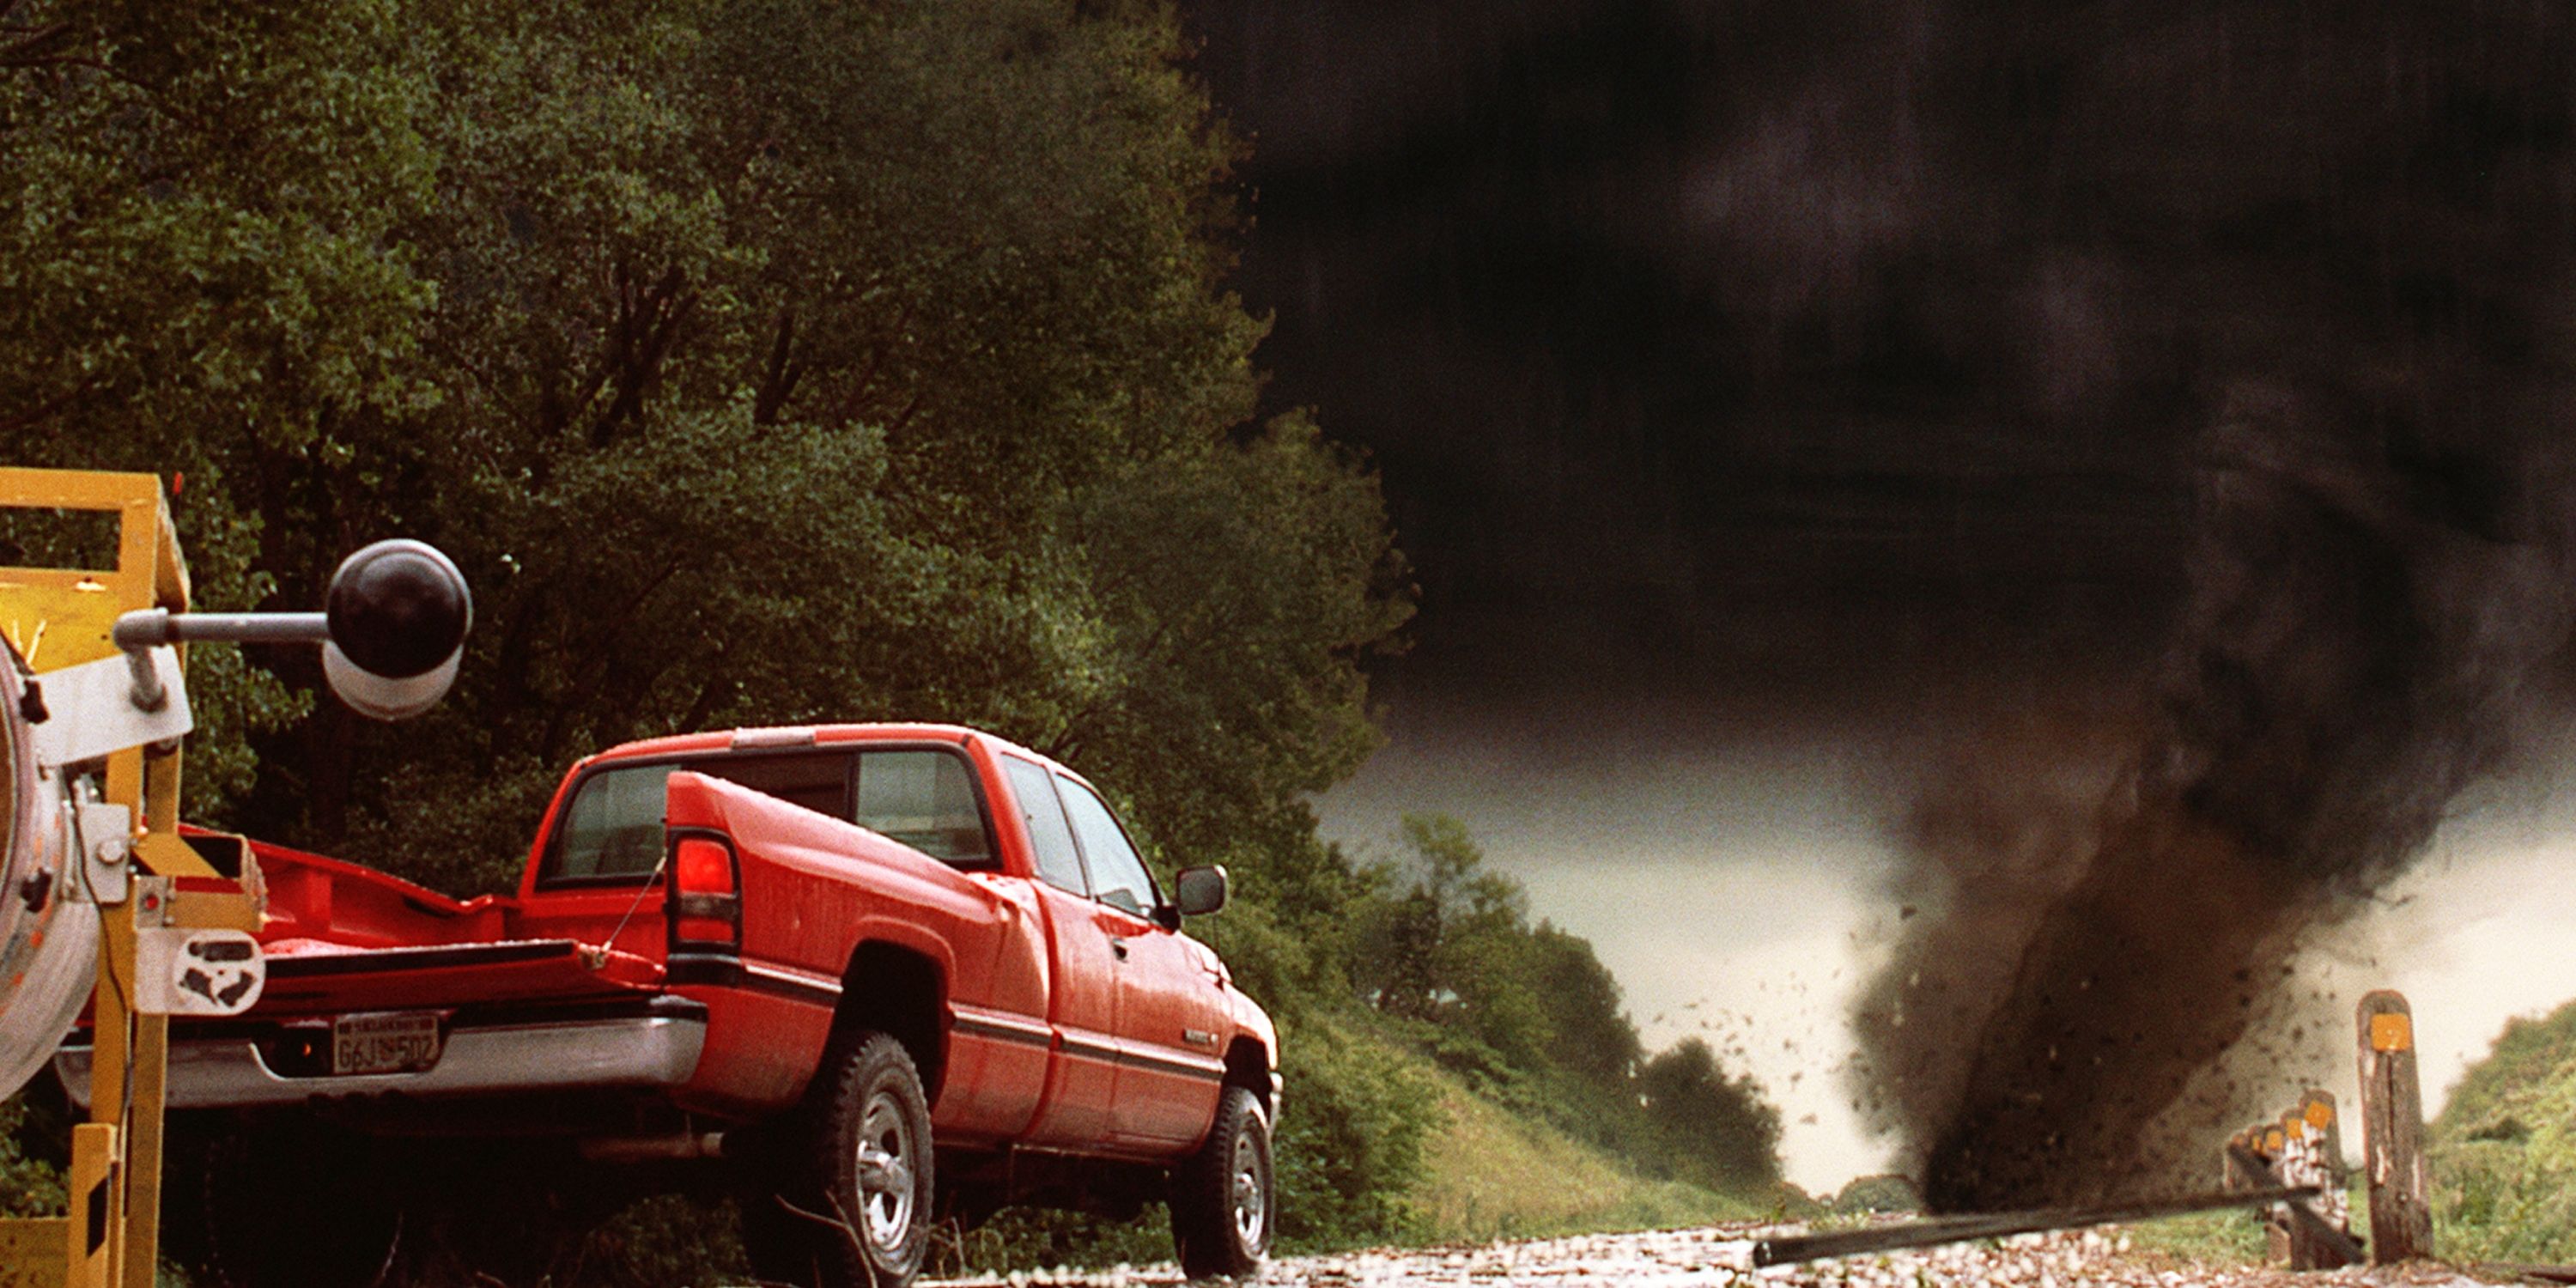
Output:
[1057, 778, 1157, 919]
[1002, 756, 1087, 896]
[854, 750, 994, 868]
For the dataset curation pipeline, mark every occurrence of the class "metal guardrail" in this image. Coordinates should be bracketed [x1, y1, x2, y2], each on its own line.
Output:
[1751, 1185, 2322, 1267]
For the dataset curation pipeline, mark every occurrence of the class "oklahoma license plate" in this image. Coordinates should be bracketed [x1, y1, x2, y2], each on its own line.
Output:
[331, 1012, 442, 1075]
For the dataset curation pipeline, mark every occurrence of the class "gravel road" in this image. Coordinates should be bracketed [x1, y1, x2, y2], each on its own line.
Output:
[922, 1224, 2540, 1288]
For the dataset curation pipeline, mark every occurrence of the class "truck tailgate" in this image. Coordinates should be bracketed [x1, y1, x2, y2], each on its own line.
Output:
[58, 940, 695, 1114]
[249, 938, 664, 1015]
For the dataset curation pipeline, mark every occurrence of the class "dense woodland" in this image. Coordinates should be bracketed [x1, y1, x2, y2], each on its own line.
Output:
[0, 0, 1781, 1275]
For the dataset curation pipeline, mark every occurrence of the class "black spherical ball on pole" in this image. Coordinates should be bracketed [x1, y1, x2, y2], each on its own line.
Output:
[325, 539, 471, 681]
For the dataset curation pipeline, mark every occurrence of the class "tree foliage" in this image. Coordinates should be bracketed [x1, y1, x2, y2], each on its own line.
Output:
[1637, 1037, 1784, 1191]
[2429, 999, 2576, 1262]
[1, 0, 1410, 901]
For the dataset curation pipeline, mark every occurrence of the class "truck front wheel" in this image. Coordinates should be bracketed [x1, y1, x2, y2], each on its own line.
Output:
[748, 1030, 935, 1288]
[1170, 1086, 1273, 1279]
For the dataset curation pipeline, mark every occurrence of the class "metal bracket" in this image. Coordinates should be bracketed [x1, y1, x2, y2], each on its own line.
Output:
[131, 911, 264, 1018]
[71, 789, 131, 908]
[27, 649, 191, 770]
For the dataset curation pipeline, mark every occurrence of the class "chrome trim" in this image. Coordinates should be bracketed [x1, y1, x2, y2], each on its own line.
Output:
[744, 960, 842, 993]
[52, 1014, 705, 1110]
[950, 1004, 1052, 1048]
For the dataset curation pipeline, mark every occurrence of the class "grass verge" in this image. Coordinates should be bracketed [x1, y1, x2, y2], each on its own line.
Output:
[1409, 1048, 1762, 1242]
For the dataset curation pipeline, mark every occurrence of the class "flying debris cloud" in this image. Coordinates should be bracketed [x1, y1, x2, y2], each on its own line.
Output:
[1862, 383, 2576, 1208]
[1771, 0, 2576, 1208]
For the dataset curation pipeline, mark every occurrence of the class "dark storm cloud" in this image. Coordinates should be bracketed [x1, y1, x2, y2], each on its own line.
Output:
[1194, 0, 2576, 1206]
[1193, 0, 2197, 713]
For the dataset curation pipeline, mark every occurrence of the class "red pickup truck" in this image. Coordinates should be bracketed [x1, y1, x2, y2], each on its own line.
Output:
[58, 724, 1279, 1287]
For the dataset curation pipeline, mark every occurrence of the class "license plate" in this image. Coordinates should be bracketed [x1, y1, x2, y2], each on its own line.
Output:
[331, 1012, 442, 1075]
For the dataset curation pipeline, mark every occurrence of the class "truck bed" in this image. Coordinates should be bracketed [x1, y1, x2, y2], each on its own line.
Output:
[58, 836, 688, 1114]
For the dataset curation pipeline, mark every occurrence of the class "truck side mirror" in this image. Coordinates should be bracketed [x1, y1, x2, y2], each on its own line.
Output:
[1173, 865, 1229, 918]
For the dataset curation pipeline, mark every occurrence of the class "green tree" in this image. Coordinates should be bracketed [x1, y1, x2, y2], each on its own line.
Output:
[1352, 816, 1578, 1080]
[0, 0, 437, 811]
[1525, 922, 1644, 1093]
[0, 1, 1446, 1270]
[1638, 1037, 1784, 1191]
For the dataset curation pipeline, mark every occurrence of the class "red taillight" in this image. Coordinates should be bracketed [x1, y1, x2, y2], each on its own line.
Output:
[675, 837, 734, 895]
[671, 836, 738, 945]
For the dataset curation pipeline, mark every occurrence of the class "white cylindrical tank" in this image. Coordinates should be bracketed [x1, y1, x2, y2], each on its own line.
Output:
[0, 659, 100, 1100]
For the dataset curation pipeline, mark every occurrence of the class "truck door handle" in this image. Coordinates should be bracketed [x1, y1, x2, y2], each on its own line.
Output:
[1109, 937, 1129, 960]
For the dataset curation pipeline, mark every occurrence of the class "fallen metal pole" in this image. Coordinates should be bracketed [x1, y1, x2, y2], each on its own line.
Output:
[1752, 1184, 2320, 1267]
[2482, 1266, 2576, 1285]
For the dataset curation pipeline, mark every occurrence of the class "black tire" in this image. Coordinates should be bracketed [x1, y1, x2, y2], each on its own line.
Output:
[1170, 1086, 1273, 1280]
[745, 1031, 936, 1288]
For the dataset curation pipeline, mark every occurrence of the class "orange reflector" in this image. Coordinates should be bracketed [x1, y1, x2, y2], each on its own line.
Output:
[2370, 1012, 2412, 1054]
[2304, 1100, 2334, 1129]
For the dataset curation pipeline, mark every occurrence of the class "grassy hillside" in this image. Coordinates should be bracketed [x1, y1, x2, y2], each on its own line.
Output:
[1401, 1034, 1771, 1242]
[2427, 997, 2576, 1262]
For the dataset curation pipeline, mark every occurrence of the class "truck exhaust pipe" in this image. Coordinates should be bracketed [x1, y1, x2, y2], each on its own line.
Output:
[577, 1130, 729, 1164]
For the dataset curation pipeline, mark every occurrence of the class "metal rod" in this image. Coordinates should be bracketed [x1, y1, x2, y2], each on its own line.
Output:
[1751, 1185, 2321, 1267]
[123, 648, 166, 713]
[112, 609, 330, 648]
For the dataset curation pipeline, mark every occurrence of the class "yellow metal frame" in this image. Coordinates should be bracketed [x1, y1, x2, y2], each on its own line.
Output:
[0, 468, 260, 1288]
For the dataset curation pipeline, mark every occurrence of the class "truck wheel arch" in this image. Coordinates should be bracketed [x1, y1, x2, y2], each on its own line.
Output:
[1223, 1037, 1273, 1121]
[830, 940, 947, 1104]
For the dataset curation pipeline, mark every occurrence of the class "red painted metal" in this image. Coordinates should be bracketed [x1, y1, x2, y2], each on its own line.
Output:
[155, 723, 1278, 1179]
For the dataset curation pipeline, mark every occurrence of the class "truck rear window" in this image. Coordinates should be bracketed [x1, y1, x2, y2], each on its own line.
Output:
[545, 753, 850, 883]
[540, 748, 995, 884]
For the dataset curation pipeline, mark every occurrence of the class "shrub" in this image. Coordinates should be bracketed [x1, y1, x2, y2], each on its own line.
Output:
[1272, 1016, 1442, 1250]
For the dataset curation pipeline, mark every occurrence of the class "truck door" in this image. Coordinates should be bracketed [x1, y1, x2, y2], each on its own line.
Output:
[1054, 778, 1228, 1148]
[1000, 756, 1122, 1146]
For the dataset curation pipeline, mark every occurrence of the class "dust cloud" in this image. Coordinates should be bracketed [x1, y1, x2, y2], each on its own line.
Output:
[1860, 390, 2576, 1208]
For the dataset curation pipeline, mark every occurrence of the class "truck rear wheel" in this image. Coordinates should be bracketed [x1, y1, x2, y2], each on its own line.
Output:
[1170, 1086, 1273, 1280]
[746, 1030, 935, 1288]
[167, 1113, 402, 1288]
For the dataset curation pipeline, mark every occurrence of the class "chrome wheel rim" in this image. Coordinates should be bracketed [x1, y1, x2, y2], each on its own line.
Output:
[1229, 1128, 1267, 1249]
[855, 1087, 918, 1253]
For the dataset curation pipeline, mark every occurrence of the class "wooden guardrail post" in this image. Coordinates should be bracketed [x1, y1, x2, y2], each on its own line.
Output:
[2281, 1109, 2319, 1268]
[2221, 1125, 2262, 1192]
[2278, 1091, 2354, 1270]
[2357, 990, 2432, 1263]
[2302, 1089, 2352, 1267]
[2257, 1120, 2291, 1264]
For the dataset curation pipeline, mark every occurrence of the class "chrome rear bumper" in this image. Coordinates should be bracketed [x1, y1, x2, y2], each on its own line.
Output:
[54, 1012, 705, 1110]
